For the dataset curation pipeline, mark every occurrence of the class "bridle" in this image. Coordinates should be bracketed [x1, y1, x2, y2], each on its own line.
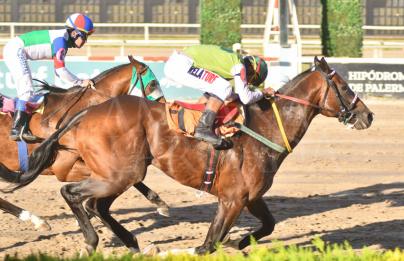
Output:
[321, 69, 359, 124]
[128, 66, 149, 97]
[273, 67, 359, 125]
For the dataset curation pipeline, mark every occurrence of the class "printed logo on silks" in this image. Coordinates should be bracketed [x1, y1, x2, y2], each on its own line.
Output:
[56, 48, 66, 62]
[187, 66, 219, 84]
[54, 48, 66, 68]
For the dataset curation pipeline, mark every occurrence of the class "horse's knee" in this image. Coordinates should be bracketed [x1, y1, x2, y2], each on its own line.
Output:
[60, 185, 74, 201]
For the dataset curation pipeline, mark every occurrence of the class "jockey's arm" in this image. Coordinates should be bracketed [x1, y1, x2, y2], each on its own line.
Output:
[53, 49, 93, 88]
[231, 63, 263, 105]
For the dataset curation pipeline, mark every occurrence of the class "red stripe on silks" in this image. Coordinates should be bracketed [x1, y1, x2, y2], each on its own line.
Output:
[174, 101, 206, 111]
[88, 56, 115, 61]
[0, 55, 3, 59]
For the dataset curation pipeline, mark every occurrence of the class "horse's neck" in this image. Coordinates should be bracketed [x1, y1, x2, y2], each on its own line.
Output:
[250, 73, 323, 153]
[93, 63, 132, 97]
[43, 63, 133, 123]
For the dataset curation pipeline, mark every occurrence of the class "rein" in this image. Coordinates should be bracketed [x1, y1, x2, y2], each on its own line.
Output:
[128, 66, 148, 97]
[274, 69, 359, 123]
[33, 79, 89, 129]
[233, 68, 360, 154]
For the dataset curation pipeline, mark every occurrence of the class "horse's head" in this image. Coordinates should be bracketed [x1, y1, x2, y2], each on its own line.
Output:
[128, 55, 163, 101]
[313, 56, 373, 130]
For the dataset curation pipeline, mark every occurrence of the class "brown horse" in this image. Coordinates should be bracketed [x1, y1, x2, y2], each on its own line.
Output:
[2, 57, 373, 254]
[0, 56, 169, 228]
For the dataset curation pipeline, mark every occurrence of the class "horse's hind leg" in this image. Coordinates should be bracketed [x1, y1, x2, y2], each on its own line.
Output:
[86, 196, 140, 252]
[0, 197, 51, 231]
[238, 197, 275, 249]
[60, 181, 100, 254]
[133, 182, 170, 217]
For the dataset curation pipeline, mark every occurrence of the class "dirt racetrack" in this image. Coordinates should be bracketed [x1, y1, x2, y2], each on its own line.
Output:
[0, 97, 403, 258]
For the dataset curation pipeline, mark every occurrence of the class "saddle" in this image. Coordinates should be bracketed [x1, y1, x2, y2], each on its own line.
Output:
[0, 95, 45, 117]
[166, 100, 244, 138]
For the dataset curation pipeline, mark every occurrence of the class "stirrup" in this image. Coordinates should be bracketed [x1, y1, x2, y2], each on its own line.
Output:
[194, 131, 222, 146]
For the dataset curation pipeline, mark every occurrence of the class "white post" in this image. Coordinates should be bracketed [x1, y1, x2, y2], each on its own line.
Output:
[144, 25, 149, 41]
[120, 42, 125, 56]
[288, 0, 302, 72]
[86, 46, 92, 57]
[263, 0, 276, 50]
[10, 24, 15, 39]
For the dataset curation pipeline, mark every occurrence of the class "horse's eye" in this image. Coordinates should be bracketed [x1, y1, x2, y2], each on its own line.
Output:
[341, 85, 348, 91]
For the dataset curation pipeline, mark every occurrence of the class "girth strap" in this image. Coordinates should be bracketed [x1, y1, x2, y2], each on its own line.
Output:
[17, 141, 29, 172]
[199, 147, 221, 193]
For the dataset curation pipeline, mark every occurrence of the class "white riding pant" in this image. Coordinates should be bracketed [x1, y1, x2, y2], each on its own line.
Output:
[164, 51, 232, 101]
[3, 37, 33, 101]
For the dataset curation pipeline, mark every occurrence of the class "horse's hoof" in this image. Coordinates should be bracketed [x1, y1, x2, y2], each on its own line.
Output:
[84, 244, 95, 256]
[36, 220, 51, 231]
[157, 207, 170, 217]
[142, 243, 159, 256]
[195, 245, 210, 255]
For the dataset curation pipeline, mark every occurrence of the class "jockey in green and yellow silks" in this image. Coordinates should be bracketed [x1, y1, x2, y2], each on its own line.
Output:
[164, 45, 275, 145]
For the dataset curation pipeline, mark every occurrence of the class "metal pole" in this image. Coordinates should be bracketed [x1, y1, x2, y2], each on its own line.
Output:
[279, 0, 289, 47]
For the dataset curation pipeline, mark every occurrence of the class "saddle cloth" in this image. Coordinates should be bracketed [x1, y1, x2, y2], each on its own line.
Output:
[0, 95, 44, 116]
[166, 101, 244, 138]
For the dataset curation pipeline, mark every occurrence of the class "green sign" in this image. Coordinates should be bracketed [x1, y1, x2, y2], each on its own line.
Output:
[0, 60, 202, 100]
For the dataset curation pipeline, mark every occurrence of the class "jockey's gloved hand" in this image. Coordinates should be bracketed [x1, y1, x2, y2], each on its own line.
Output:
[262, 87, 277, 98]
[80, 79, 95, 89]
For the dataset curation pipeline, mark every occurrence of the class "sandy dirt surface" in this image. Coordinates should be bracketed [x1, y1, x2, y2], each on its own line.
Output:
[0, 98, 403, 258]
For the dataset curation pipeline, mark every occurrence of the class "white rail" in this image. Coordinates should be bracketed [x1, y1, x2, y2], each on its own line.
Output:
[0, 22, 403, 57]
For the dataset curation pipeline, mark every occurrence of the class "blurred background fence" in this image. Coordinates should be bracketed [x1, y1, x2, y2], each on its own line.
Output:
[0, 0, 403, 36]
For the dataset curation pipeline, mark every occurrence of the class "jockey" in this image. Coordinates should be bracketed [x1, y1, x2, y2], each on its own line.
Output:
[164, 44, 275, 145]
[3, 13, 95, 142]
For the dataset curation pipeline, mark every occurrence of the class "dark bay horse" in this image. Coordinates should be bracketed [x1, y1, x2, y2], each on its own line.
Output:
[0, 56, 169, 229]
[2, 57, 373, 254]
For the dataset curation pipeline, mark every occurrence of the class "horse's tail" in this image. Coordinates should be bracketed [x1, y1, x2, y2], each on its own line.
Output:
[0, 108, 89, 193]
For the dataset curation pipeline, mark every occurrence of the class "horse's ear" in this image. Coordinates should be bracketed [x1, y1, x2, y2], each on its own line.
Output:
[128, 55, 144, 73]
[314, 56, 321, 68]
[320, 57, 331, 73]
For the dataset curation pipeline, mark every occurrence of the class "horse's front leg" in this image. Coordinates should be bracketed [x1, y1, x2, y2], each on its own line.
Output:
[195, 197, 247, 254]
[0, 197, 51, 231]
[238, 197, 275, 249]
[133, 182, 170, 217]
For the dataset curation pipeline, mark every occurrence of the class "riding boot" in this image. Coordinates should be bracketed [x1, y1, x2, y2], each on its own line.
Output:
[21, 113, 40, 142]
[194, 109, 222, 145]
[10, 100, 40, 142]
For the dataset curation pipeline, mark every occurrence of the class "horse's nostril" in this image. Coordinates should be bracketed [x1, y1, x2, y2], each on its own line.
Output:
[368, 113, 374, 124]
